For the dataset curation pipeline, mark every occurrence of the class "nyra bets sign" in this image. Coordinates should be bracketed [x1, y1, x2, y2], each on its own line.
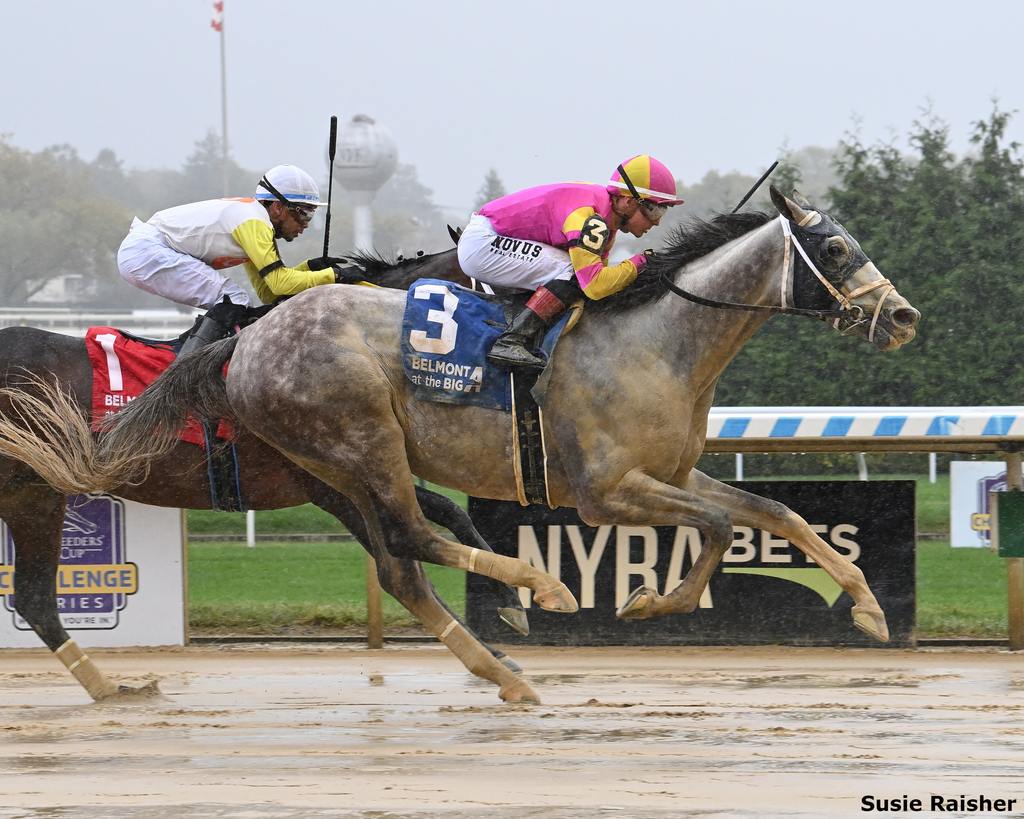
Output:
[0, 494, 185, 648]
[467, 481, 915, 647]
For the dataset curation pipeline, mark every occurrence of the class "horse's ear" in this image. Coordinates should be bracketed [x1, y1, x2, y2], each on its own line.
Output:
[770, 184, 813, 224]
[447, 224, 463, 246]
[791, 188, 813, 209]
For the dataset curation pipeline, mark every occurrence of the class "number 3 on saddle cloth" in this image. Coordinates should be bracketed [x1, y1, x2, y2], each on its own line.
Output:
[400, 279, 578, 507]
[84, 327, 243, 512]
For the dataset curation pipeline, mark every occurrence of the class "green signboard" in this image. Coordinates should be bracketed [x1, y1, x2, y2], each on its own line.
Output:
[989, 491, 1024, 558]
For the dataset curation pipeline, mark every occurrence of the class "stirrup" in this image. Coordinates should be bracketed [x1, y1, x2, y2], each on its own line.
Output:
[487, 341, 547, 371]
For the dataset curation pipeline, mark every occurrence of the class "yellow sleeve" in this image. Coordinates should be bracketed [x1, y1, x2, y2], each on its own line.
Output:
[563, 209, 645, 300]
[568, 246, 643, 300]
[232, 219, 334, 304]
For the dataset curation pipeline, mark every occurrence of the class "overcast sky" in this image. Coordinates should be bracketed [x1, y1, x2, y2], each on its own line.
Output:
[5, 1, 1022, 210]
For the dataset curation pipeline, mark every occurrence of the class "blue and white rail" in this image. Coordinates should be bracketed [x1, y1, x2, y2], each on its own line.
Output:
[704, 407, 1024, 453]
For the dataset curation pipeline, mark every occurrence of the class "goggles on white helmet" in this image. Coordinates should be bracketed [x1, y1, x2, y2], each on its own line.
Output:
[255, 164, 326, 221]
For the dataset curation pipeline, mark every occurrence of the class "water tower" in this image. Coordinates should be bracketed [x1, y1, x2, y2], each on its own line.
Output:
[332, 114, 398, 251]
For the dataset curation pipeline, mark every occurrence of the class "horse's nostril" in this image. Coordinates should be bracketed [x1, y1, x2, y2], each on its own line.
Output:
[891, 307, 920, 328]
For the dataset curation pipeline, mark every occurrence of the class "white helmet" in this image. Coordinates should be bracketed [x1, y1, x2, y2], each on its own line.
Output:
[255, 164, 326, 207]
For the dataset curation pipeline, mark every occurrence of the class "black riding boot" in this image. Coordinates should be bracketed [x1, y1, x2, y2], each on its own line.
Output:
[178, 296, 247, 357]
[487, 308, 549, 371]
[178, 314, 230, 356]
[486, 279, 580, 371]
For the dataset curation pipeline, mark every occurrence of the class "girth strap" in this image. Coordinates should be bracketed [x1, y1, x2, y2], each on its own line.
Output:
[202, 423, 245, 512]
[510, 371, 550, 507]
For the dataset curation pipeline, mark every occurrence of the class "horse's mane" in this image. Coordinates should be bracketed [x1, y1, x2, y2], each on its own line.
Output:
[343, 212, 772, 307]
[588, 211, 773, 315]
[346, 249, 440, 276]
[343, 247, 463, 291]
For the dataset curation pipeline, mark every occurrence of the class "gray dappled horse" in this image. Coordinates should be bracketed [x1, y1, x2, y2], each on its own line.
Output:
[2, 188, 920, 704]
[0, 317, 529, 704]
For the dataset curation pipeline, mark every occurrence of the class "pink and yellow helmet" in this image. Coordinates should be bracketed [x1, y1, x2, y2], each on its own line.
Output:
[607, 154, 684, 205]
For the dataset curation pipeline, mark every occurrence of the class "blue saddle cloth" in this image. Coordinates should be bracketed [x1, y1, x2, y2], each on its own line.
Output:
[400, 278, 574, 411]
[401, 279, 512, 410]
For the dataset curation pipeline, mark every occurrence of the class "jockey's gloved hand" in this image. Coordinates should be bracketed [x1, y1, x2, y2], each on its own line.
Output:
[332, 263, 366, 285]
[306, 255, 353, 271]
[206, 296, 250, 331]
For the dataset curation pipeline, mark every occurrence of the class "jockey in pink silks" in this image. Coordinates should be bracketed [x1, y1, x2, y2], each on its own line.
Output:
[457, 154, 684, 370]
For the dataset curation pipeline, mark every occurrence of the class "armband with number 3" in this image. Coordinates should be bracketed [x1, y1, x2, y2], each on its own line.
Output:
[578, 215, 610, 254]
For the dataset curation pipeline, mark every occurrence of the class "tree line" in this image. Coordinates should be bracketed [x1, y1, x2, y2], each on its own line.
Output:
[715, 106, 1023, 408]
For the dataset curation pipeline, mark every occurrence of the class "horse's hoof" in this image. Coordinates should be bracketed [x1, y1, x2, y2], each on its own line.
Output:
[533, 582, 578, 613]
[88, 681, 121, 701]
[500, 678, 540, 704]
[498, 606, 530, 637]
[852, 605, 890, 642]
[494, 652, 524, 676]
[101, 680, 164, 703]
[616, 586, 656, 619]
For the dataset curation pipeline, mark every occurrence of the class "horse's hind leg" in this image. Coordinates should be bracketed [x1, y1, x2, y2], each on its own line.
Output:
[372, 549, 538, 703]
[229, 344, 574, 611]
[270, 407, 577, 613]
[1, 479, 119, 700]
[311, 488, 538, 703]
[675, 469, 889, 642]
[413, 484, 529, 637]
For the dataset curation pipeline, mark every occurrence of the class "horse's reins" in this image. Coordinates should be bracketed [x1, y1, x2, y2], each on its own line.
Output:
[659, 214, 897, 342]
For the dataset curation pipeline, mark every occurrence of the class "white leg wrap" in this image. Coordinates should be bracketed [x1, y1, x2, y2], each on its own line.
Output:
[439, 619, 459, 640]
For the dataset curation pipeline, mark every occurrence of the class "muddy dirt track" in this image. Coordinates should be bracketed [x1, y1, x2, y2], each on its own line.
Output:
[2, 643, 1023, 818]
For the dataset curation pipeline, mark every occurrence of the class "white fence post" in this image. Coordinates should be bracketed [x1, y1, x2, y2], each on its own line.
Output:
[929, 452, 937, 484]
[734, 453, 744, 481]
[246, 509, 256, 548]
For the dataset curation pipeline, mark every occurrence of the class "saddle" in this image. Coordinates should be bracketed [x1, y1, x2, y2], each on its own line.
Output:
[85, 327, 243, 512]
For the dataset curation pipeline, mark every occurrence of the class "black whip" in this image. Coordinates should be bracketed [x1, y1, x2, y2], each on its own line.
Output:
[731, 160, 778, 213]
[322, 115, 338, 261]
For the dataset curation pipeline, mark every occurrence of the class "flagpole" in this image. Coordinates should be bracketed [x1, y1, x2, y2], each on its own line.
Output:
[218, 3, 229, 196]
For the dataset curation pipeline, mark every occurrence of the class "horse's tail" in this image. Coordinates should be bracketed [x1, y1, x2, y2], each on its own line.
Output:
[0, 374, 105, 495]
[0, 336, 238, 495]
[95, 336, 239, 480]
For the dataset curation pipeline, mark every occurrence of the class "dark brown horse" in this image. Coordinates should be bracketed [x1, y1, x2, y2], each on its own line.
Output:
[0, 247, 541, 704]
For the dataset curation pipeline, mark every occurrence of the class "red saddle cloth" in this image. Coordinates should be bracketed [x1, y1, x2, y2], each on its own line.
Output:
[85, 327, 232, 448]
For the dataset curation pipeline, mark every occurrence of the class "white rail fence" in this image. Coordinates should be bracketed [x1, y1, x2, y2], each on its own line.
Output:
[0, 307, 200, 339]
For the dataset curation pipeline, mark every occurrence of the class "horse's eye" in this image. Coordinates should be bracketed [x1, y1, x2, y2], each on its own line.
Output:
[826, 239, 847, 258]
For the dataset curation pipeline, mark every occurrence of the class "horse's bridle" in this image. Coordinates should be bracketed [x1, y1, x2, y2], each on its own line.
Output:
[659, 214, 897, 342]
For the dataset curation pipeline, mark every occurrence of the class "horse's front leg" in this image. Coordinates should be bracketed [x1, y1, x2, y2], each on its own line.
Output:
[2, 481, 123, 701]
[573, 468, 735, 619]
[673, 469, 888, 642]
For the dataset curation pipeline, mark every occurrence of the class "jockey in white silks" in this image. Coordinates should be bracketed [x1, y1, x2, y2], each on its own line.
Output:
[457, 154, 684, 370]
[116, 164, 362, 353]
